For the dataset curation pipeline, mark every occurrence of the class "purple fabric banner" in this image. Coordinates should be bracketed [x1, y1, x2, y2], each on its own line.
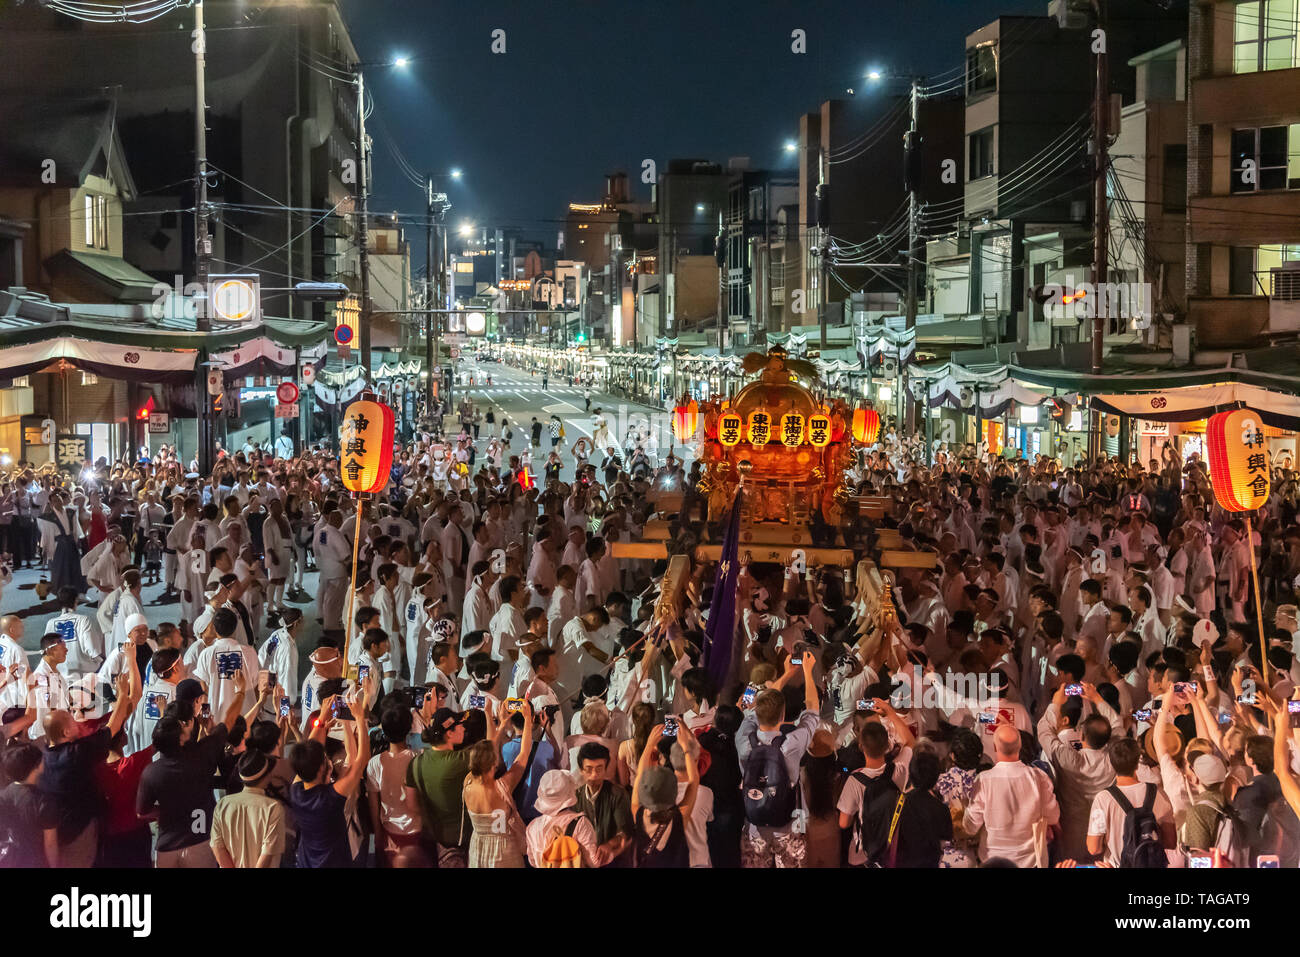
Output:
[703, 489, 743, 688]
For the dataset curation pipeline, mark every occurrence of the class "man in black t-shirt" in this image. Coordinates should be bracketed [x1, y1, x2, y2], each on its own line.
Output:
[863, 750, 952, 868]
[135, 668, 247, 867]
[39, 668, 138, 866]
[0, 743, 58, 867]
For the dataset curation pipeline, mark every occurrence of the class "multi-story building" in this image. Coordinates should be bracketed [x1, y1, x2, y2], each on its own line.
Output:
[0, 0, 369, 329]
[653, 160, 728, 339]
[1185, 0, 1300, 350]
[725, 165, 798, 348]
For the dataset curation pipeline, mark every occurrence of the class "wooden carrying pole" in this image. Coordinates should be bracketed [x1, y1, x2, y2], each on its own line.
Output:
[341, 494, 365, 673]
[1245, 514, 1271, 687]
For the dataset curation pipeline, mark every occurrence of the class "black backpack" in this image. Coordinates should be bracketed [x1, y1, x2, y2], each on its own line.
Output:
[1109, 784, 1167, 868]
[742, 730, 796, 827]
[850, 760, 899, 862]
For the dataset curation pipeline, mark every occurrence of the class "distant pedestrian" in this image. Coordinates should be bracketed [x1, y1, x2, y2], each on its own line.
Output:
[530, 418, 543, 449]
[542, 373, 549, 390]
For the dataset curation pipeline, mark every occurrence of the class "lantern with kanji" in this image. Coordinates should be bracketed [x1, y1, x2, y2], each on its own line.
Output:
[851, 407, 881, 445]
[779, 412, 805, 447]
[718, 412, 743, 446]
[339, 398, 395, 494]
[671, 398, 699, 443]
[1207, 408, 1271, 511]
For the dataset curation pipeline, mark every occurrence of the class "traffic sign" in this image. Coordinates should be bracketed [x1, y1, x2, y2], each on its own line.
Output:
[449, 347, 460, 359]
[276, 381, 300, 404]
[337, 343, 351, 361]
[275, 403, 299, 419]
[334, 323, 354, 345]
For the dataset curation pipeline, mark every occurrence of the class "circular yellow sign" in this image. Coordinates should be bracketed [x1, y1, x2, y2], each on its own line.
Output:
[212, 279, 256, 322]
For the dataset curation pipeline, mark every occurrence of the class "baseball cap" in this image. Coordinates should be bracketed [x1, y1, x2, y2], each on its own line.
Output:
[635, 765, 678, 813]
[425, 707, 467, 743]
[1192, 753, 1228, 786]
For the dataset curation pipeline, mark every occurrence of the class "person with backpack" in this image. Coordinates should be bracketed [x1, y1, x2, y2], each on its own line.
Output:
[1180, 753, 1247, 866]
[1085, 738, 1175, 867]
[524, 768, 627, 867]
[837, 719, 910, 867]
[735, 653, 819, 868]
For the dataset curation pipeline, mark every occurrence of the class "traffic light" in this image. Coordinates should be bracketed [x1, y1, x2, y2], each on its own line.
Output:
[575, 332, 587, 344]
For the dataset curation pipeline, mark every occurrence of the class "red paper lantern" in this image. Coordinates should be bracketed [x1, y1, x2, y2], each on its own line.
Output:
[1206, 408, 1270, 512]
[852, 407, 881, 444]
[671, 398, 699, 442]
[339, 398, 395, 494]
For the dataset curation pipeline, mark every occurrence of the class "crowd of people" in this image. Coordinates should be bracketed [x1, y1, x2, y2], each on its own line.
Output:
[1, 406, 1299, 871]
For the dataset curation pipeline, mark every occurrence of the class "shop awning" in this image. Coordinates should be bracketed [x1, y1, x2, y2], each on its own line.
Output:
[0, 336, 196, 383]
[1090, 381, 1300, 431]
[0, 289, 330, 351]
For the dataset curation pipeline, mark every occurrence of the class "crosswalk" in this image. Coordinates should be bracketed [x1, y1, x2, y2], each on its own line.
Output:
[465, 385, 589, 395]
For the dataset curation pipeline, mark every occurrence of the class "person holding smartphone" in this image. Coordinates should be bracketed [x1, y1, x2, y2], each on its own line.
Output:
[289, 680, 373, 869]
[135, 667, 247, 868]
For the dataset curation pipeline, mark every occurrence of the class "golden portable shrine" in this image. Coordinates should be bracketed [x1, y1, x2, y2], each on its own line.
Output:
[611, 346, 932, 642]
[691, 346, 854, 526]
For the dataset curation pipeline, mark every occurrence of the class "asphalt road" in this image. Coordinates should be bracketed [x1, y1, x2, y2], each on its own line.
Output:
[453, 359, 671, 485]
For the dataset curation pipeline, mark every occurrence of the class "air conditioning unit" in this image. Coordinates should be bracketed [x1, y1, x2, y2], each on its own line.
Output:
[1049, 0, 1089, 29]
[881, 357, 899, 377]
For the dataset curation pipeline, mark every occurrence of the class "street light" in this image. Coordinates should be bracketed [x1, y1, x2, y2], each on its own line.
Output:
[459, 222, 474, 236]
[784, 140, 798, 153]
[450, 168, 463, 180]
[392, 55, 410, 69]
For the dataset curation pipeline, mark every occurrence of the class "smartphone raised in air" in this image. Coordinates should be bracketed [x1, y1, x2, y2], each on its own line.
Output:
[663, 715, 679, 737]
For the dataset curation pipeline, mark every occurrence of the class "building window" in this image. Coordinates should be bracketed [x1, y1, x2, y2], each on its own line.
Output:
[84, 194, 95, 247]
[969, 127, 995, 180]
[1234, 243, 1300, 294]
[1234, 0, 1299, 73]
[96, 195, 108, 248]
[1163, 145, 1187, 211]
[966, 43, 997, 96]
[1230, 125, 1300, 192]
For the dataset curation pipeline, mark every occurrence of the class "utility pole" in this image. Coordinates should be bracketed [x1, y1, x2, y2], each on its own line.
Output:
[1089, 0, 1110, 459]
[715, 213, 726, 352]
[904, 76, 921, 445]
[816, 180, 829, 353]
[356, 69, 372, 384]
[193, 0, 215, 474]
[425, 176, 449, 424]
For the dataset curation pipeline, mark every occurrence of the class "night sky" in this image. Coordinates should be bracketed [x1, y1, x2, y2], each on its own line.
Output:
[341, 0, 1047, 245]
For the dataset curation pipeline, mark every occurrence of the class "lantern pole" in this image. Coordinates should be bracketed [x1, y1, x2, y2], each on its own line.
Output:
[342, 491, 366, 675]
[1244, 512, 1271, 688]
